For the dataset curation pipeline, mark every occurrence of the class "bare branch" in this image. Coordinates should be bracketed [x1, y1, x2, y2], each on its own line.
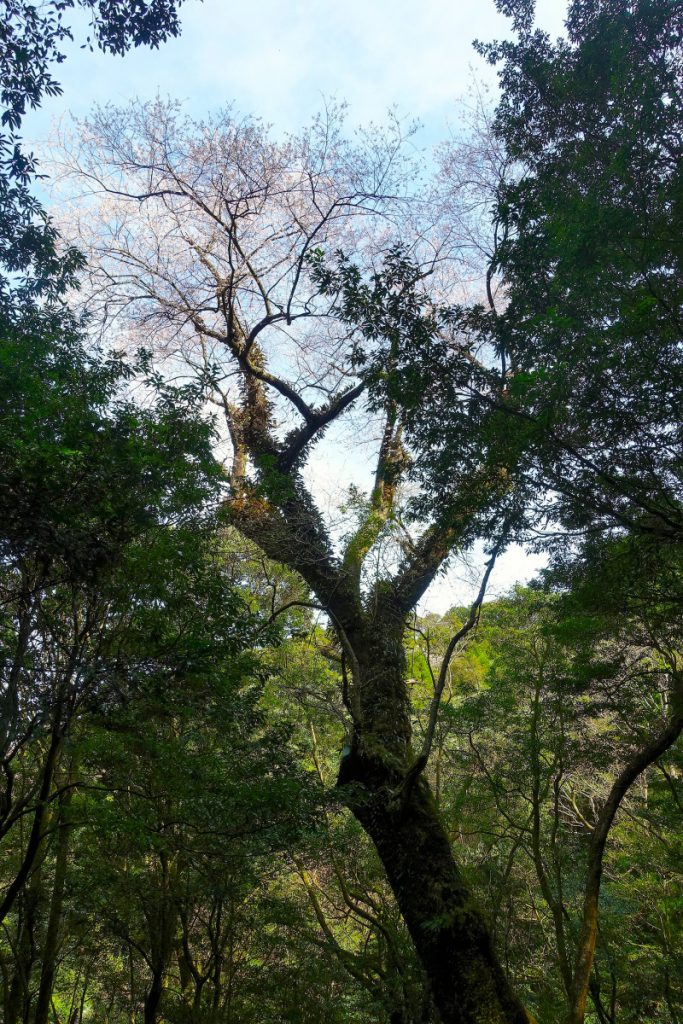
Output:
[403, 526, 509, 791]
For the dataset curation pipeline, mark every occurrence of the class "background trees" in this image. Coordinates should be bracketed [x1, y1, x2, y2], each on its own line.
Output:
[406, 0, 683, 549]
[421, 580, 682, 1023]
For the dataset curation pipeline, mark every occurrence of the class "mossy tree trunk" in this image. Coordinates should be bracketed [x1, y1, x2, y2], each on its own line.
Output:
[337, 614, 532, 1024]
[344, 753, 531, 1024]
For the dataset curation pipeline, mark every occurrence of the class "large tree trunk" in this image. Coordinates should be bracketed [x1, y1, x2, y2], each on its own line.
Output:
[341, 749, 531, 1024]
[339, 622, 533, 1024]
[229, 449, 532, 1022]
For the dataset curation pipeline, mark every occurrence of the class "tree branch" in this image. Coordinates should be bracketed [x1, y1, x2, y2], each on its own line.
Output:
[402, 528, 508, 795]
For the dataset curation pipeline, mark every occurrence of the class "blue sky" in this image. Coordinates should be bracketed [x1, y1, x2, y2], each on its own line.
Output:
[27, 0, 569, 149]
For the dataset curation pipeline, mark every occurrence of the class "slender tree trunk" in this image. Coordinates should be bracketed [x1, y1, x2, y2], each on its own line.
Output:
[0, 727, 62, 926]
[569, 692, 683, 1024]
[143, 854, 177, 1024]
[528, 678, 573, 1000]
[128, 947, 136, 1024]
[34, 788, 73, 1024]
[4, 874, 43, 1024]
[76, 961, 92, 1024]
[144, 971, 164, 1024]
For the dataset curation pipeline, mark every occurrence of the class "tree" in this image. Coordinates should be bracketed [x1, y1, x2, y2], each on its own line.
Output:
[0, 368, 325, 1023]
[55, 101, 532, 1023]
[0, 537, 323, 1024]
[0, 325, 220, 930]
[47, 3, 683, 1019]
[63, 579, 313, 1024]
[408, 0, 683, 548]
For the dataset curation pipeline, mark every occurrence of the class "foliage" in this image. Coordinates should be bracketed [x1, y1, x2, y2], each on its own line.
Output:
[315, 1, 683, 556]
[476, 0, 683, 544]
[409, 582, 682, 1023]
[0, 0, 192, 317]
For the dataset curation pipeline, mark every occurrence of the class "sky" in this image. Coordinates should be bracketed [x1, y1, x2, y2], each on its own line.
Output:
[27, 0, 569, 146]
[27, 0, 568, 613]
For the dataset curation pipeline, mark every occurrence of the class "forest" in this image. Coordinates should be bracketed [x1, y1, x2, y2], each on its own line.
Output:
[0, 1, 681, 1022]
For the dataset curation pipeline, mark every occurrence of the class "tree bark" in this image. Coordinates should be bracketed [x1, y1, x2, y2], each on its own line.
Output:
[338, 614, 533, 1024]
[4, 871, 43, 1024]
[144, 971, 164, 1024]
[142, 851, 178, 1024]
[0, 725, 62, 926]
